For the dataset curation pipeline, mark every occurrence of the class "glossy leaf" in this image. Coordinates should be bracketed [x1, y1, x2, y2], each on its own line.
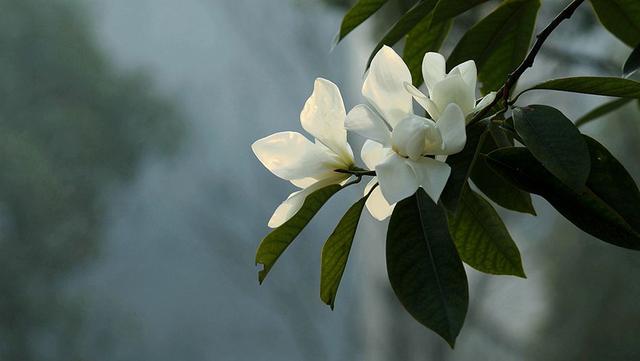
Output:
[488, 121, 515, 148]
[513, 105, 591, 189]
[486, 138, 640, 250]
[441, 120, 489, 214]
[337, 0, 388, 42]
[575, 98, 632, 127]
[255, 184, 342, 283]
[404, 13, 452, 86]
[448, 0, 540, 94]
[366, 0, 438, 68]
[449, 186, 526, 277]
[623, 43, 640, 77]
[432, 0, 492, 21]
[590, 0, 640, 47]
[471, 136, 536, 215]
[320, 193, 369, 308]
[518, 77, 640, 99]
[387, 189, 469, 347]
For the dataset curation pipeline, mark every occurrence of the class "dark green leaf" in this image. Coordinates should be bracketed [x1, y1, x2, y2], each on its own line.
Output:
[623, 43, 640, 77]
[575, 98, 632, 127]
[448, 0, 540, 94]
[404, 13, 452, 86]
[441, 119, 489, 214]
[488, 120, 515, 148]
[470, 135, 536, 215]
[387, 189, 469, 347]
[337, 0, 388, 42]
[486, 138, 640, 250]
[367, 0, 438, 68]
[583, 136, 640, 234]
[320, 193, 369, 308]
[255, 184, 342, 283]
[513, 105, 591, 189]
[590, 0, 640, 47]
[432, 0, 492, 21]
[518, 77, 640, 99]
[449, 186, 526, 277]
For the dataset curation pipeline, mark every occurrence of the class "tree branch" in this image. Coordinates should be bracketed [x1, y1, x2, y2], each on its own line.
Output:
[469, 0, 586, 126]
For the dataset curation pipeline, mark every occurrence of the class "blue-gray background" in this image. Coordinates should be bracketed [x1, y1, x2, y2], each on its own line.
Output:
[1, 0, 639, 360]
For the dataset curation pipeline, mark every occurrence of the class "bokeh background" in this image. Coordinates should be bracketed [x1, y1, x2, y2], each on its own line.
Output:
[1, 0, 639, 360]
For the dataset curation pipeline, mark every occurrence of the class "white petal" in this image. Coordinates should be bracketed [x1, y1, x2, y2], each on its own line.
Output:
[252, 132, 339, 180]
[431, 73, 476, 117]
[408, 157, 451, 203]
[474, 91, 497, 115]
[268, 175, 348, 228]
[375, 153, 420, 205]
[290, 177, 317, 188]
[404, 82, 441, 119]
[300, 78, 352, 161]
[363, 46, 413, 127]
[268, 189, 307, 228]
[424, 125, 444, 156]
[391, 116, 430, 160]
[315, 138, 354, 169]
[361, 140, 391, 170]
[422, 52, 446, 95]
[364, 178, 394, 221]
[434, 103, 467, 155]
[449, 60, 477, 92]
[345, 104, 391, 145]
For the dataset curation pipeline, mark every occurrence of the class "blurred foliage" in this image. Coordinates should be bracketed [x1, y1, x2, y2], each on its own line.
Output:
[0, 0, 183, 359]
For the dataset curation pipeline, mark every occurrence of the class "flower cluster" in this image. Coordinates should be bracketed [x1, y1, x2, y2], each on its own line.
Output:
[252, 46, 494, 226]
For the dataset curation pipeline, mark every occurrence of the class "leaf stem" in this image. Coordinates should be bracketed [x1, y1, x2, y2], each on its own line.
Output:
[468, 0, 586, 126]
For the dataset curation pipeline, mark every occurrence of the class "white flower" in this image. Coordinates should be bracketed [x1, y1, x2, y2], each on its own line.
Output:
[345, 46, 467, 220]
[404, 52, 496, 122]
[252, 78, 354, 228]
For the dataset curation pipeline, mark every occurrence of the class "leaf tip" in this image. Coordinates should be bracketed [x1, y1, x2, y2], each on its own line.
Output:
[320, 293, 336, 310]
[330, 31, 341, 52]
[445, 336, 457, 349]
[257, 263, 267, 284]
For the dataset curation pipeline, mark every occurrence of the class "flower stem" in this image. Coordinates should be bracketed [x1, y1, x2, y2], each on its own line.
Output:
[335, 168, 376, 177]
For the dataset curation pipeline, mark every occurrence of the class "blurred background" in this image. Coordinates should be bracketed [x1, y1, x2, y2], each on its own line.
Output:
[0, 0, 638, 360]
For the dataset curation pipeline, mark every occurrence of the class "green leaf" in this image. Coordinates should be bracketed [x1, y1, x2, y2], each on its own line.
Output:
[518, 77, 640, 99]
[623, 43, 640, 77]
[404, 13, 452, 86]
[486, 138, 640, 250]
[448, 0, 540, 94]
[590, 0, 640, 47]
[575, 98, 632, 127]
[449, 186, 526, 277]
[488, 120, 515, 148]
[367, 0, 438, 68]
[320, 193, 369, 309]
[337, 0, 388, 42]
[441, 120, 489, 214]
[255, 184, 343, 283]
[470, 135, 536, 215]
[513, 105, 591, 189]
[432, 0, 493, 21]
[386, 189, 469, 347]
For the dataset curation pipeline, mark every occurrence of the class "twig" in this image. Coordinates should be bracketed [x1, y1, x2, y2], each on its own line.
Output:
[468, 0, 586, 126]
